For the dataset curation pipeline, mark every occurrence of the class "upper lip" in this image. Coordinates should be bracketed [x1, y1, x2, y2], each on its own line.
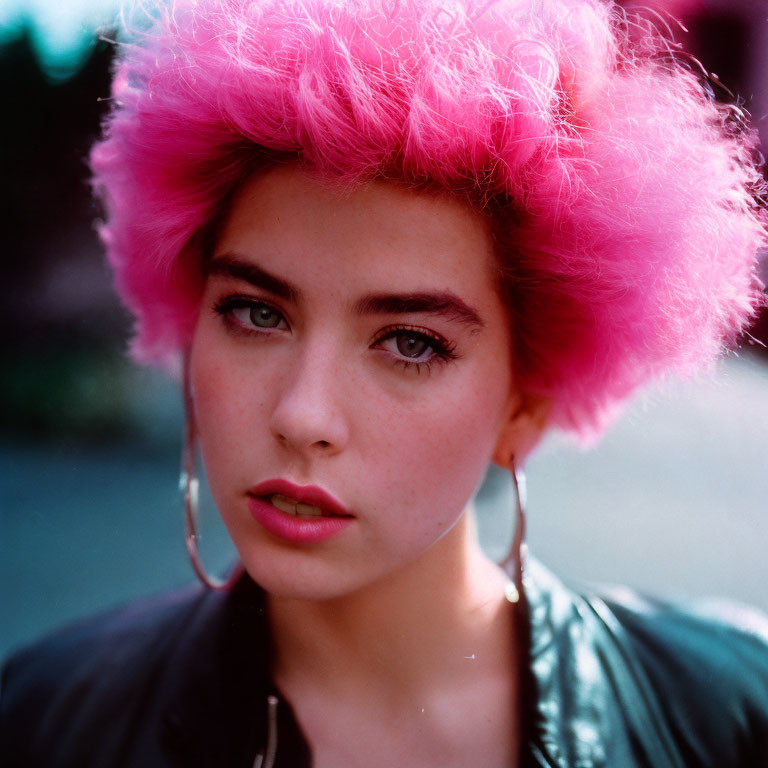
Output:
[248, 479, 353, 517]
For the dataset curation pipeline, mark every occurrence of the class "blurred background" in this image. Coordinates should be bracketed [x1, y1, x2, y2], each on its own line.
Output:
[1, 0, 767, 661]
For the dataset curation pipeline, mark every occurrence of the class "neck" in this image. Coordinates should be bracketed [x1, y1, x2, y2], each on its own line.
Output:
[267, 507, 516, 701]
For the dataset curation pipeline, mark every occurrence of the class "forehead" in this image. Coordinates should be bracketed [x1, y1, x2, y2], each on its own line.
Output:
[214, 166, 500, 296]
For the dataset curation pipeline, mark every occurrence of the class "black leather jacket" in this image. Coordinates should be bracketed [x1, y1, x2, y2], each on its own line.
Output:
[2, 559, 767, 767]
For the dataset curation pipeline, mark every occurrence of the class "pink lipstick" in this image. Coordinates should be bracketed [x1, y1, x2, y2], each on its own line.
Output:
[247, 479, 354, 544]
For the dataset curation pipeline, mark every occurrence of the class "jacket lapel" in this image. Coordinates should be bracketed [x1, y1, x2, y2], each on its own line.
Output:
[523, 559, 686, 768]
[160, 575, 274, 768]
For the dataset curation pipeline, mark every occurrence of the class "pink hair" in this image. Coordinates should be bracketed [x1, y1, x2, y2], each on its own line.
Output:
[91, 0, 766, 441]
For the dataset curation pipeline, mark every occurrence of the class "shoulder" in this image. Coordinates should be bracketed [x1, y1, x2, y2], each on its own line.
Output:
[525, 559, 768, 768]
[0, 583, 210, 767]
[588, 586, 768, 766]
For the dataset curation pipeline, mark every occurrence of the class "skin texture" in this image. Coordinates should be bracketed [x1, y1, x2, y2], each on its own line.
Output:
[190, 165, 544, 766]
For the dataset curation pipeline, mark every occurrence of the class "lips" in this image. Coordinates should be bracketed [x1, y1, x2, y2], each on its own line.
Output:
[248, 479, 352, 517]
[247, 479, 354, 544]
[269, 494, 327, 517]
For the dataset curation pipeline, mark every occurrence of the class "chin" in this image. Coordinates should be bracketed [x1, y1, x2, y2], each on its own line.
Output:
[237, 552, 382, 603]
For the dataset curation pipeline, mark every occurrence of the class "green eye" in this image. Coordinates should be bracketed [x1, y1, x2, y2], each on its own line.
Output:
[214, 296, 289, 335]
[372, 325, 459, 373]
[249, 304, 282, 328]
[396, 334, 430, 359]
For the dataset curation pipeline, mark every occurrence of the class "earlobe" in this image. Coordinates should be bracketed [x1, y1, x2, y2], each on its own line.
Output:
[492, 392, 551, 469]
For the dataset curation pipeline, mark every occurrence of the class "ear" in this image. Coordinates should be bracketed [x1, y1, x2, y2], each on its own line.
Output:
[492, 391, 551, 470]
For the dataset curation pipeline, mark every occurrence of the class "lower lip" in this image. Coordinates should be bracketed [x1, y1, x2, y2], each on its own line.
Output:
[248, 496, 354, 544]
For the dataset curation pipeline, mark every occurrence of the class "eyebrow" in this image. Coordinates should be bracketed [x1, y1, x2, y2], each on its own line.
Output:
[353, 293, 484, 328]
[206, 255, 299, 302]
[207, 254, 485, 328]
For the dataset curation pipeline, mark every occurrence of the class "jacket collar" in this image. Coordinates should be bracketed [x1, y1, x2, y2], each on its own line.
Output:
[522, 559, 611, 767]
[160, 575, 273, 766]
[523, 560, 687, 768]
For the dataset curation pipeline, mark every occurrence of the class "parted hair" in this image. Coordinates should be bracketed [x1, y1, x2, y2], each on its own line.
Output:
[91, 0, 767, 441]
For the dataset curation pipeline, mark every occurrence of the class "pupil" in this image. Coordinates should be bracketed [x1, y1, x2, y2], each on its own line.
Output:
[250, 305, 279, 328]
[397, 335, 428, 358]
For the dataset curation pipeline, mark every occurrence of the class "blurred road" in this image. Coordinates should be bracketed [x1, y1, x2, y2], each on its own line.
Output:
[2, 354, 767, 660]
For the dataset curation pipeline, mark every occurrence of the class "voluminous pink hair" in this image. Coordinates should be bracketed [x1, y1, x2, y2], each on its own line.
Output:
[91, 0, 767, 441]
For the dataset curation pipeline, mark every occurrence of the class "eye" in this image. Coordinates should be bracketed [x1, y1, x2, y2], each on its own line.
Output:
[372, 326, 458, 371]
[241, 303, 284, 329]
[213, 296, 289, 333]
[392, 333, 432, 360]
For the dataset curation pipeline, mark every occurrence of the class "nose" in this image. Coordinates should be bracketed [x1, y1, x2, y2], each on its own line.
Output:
[269, 344, 350, 457]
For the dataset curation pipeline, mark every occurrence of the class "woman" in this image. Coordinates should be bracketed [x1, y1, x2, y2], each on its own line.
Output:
[2, 0, 767, 765]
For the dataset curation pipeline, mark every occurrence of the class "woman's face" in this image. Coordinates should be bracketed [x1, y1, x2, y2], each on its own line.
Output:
[190, 166, 526, 599]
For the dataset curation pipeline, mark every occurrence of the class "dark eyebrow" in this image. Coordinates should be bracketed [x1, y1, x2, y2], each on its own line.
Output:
[354, 293, 485, 328]
[208, 255, 484, 328]
[206, 255, 300, 302]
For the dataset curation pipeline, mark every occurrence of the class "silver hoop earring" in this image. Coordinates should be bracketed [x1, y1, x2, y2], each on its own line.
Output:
[499, 460, 527, 604]
[181, 352, 242, 591]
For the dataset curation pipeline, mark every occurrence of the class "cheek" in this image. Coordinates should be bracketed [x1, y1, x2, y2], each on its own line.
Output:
[365, 369, 511, 535]
[189, 332, 266, 495]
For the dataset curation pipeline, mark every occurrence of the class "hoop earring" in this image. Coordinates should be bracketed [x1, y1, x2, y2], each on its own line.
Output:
[181, 352, 242, 591]
[499, 460, 527, 604]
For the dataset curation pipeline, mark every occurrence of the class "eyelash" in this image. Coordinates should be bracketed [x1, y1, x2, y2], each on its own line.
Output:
[369, 325, 459, 374]
[212, 295, 460, 374]
[213, 295, 287, 335]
